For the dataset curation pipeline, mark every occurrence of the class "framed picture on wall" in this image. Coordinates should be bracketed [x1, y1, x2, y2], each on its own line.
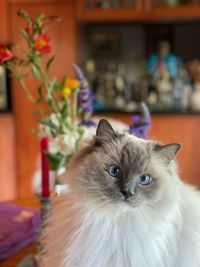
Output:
[0, 66, 11, 112]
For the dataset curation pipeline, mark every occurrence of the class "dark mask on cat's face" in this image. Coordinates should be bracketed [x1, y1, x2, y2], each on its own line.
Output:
[67, 119, 181, 210]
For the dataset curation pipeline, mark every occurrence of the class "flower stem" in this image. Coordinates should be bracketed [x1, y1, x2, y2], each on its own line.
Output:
[71, 89, 79, 130]
[19, 79, 36, 103]
[35, 61, 60, 113]
[19, 79, 45, 116]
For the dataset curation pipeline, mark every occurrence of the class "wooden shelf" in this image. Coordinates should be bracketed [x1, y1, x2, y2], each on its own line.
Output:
[76, 0, 144, 22]
[76, 8, 144, 22]
[76, 0, 200, 22]
[145, 5, 200, 22]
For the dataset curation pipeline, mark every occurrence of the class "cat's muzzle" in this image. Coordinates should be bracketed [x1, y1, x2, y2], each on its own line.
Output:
[120, 189, 135, 200]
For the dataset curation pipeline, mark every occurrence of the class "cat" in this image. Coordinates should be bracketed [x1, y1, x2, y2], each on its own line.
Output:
[42, 119, 200, 267]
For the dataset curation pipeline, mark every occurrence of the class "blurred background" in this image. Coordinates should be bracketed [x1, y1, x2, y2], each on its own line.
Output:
[1, 0, 200, 201]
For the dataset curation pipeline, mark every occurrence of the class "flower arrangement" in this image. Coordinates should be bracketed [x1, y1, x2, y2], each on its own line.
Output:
[0, 10, 96, 171]
[0, 9, 151, 173]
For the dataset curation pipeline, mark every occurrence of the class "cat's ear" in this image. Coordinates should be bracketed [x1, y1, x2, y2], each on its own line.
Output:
[154, 143, 181, 164]
[96, 119, 116, 140]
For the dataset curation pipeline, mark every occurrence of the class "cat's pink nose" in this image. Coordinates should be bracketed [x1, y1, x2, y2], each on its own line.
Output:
[120, 189, 135, 200]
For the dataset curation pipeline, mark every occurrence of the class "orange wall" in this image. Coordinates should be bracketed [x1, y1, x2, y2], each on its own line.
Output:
[0, 115, 16, 200]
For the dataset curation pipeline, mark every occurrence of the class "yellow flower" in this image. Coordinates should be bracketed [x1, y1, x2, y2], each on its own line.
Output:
[61, 87, 72, 99]
[65, 79, 80, 89]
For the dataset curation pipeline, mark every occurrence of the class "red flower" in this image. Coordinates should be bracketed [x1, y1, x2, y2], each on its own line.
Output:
[35, 34, 51, 54]
[0, 45, 13, 63]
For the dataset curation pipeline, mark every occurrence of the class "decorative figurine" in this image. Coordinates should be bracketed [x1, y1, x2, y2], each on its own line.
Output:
[148, 40, 178, 79]
[188, 59, 200, 112]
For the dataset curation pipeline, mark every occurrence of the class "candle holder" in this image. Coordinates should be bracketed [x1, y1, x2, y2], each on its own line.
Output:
[16, 195, 52, 267]
[40, 196, 52, 222]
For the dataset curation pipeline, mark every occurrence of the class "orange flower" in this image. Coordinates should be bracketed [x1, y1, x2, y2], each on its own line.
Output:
[0, 45, 13, 63]
[65, 79, 80, 89]
[35, 34, 51, 54]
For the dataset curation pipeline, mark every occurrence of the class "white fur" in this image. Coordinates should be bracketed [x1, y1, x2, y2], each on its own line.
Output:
[42, 180, 200, 267]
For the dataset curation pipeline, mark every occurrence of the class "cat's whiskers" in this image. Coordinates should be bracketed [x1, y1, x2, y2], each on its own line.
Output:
[78, 177, 111, 189]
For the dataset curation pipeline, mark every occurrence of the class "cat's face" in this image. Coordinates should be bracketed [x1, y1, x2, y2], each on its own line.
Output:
[68, 119, 181, 212]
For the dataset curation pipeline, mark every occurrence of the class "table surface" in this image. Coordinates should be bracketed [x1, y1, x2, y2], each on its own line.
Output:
[0, 198, 39, 267]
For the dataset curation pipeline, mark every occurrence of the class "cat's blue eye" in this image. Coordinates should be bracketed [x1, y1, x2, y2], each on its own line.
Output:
[139, 174, 152, 186]
[108, 165, 122, 178]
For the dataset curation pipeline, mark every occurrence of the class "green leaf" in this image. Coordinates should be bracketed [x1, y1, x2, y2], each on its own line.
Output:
[46, 80, 57, 99]
[48, 98, 57, 113]
[45, 152, 62, 171]
[50, 80, 58, 91]
[58, 76, 66, 91]
[34, 21, 42, 35]
[58, 155, 71, 169]
[46, 56, 55, 71]
[37, 13, 45, 24]
[35, 86, 43, 104]
[31, 65, 40, 81]
[38, 119, 57, 129]
[31, 110, 40, 115]
[53, 80, 60, 90]
[57, 102, 63, 110]
[45, 152, 70, 171]
[20, 29, 33, 43]
[46, 152, 61, 161]
[61, 102, 69, 117]
[34, 13, 45, 34]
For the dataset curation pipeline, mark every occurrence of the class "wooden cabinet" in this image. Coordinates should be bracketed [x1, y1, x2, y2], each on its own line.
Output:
[76, 0, 200, 22]
[0, 115, 16, 201]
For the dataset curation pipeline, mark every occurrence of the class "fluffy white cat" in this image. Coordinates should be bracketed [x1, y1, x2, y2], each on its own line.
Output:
[42, 119, 200, 267]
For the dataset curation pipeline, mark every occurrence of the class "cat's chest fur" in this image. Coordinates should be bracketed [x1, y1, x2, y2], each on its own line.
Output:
[44, 186, 200, 267]
[63, 205, 180, 267]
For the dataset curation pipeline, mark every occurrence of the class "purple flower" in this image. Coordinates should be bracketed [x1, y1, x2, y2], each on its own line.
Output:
[129, 103, 151, 139]
[73, 64, 95, 118]
[79, 119, 97, 127]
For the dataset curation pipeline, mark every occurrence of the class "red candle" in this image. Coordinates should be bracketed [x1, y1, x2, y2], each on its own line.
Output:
[41, 136, 50, 197]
